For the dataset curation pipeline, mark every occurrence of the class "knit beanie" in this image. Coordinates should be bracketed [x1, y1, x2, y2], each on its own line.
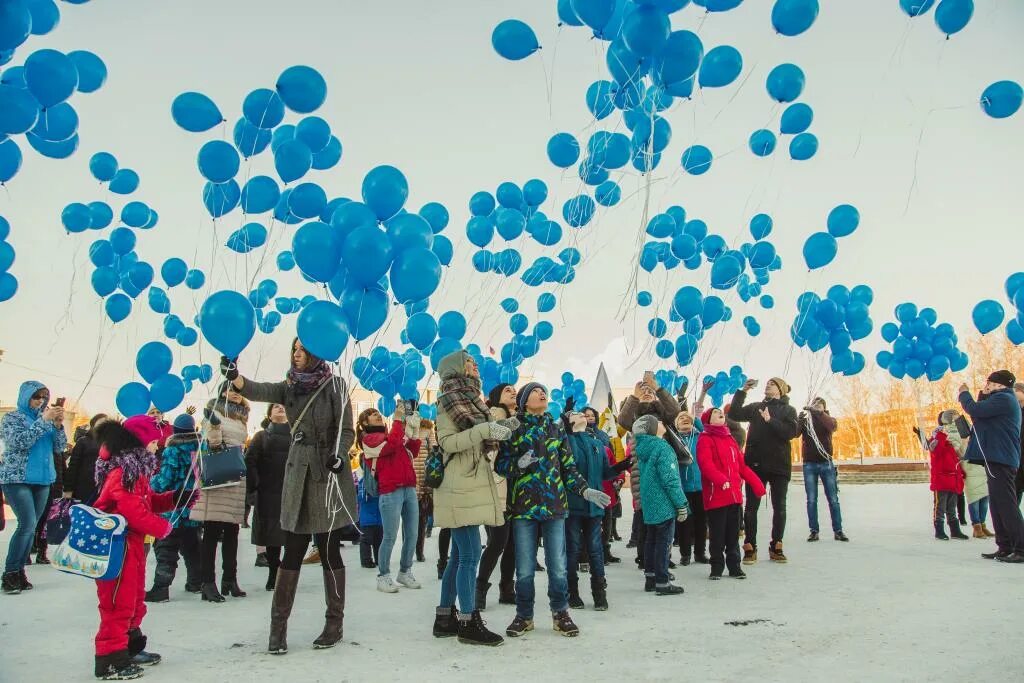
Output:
[987, 370, 1016, 389]
[516, 382, 545, 414]
[768, 377, 791, 397]
[701, 408, 717, 425]
[632, 414, 660, 436]
[487, 383, 512, 409]
[123, 415, 163, 448]
[172, 413, 196, 434]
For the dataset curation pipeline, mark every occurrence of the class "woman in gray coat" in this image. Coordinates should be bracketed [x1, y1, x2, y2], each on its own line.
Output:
[221, 338, 356, 655]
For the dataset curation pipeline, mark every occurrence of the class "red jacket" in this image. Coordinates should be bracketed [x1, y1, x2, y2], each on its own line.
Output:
[929, 430, 965, 494]
[602, 447, 625, 507]
[93, 468, 175, 542]
[696, 425, 766, 511]
[364, 421, 420, 496]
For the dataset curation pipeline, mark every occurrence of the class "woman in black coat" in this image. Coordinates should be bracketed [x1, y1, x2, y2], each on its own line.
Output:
[246, 404, 292, 591]
[62, 414, 108, 503]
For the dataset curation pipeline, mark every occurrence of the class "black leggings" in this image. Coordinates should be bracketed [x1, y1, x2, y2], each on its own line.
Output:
[279, 529, 345, 571]
[438, 527, 452, 563]
[679, 491, 707, 559]
[200, 521, 239, 583]
[477, 522, 509, 585]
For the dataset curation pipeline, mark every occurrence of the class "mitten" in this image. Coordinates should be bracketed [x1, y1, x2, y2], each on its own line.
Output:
[582, 488, 612, 508]
[488, 422, 513, 441]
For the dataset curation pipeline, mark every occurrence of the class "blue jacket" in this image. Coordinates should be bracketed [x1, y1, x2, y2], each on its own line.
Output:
[151, 432, 202, 528]
[959, 388, 1022, 469]
[357, 476, 382, 527]
[0, 381, 66, 486]
[634, 434, 688, 525]
[566, 430, 617, 518]
[678, 420, 704, 493]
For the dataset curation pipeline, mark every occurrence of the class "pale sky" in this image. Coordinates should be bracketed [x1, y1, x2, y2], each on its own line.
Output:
[1, 0, 1022, 416]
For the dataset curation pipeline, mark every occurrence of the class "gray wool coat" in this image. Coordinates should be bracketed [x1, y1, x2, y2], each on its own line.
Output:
[239, 376, 357, 535]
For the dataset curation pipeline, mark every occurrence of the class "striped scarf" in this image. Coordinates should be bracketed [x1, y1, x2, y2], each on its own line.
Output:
[438, 375, 496, 452]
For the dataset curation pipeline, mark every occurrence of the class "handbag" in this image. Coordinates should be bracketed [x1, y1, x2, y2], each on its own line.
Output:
[45, 498, 75, 545]
[424, 445, 452, 489]
[52, 504, 128, 581]
[197, 444, 247, 490]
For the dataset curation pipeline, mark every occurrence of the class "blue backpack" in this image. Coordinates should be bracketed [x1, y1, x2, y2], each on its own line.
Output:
[52, 504, 128, 581]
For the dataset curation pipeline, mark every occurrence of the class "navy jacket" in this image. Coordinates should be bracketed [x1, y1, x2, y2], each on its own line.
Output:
[959, 388, 1022, 469]
[565, 430, 620, 518]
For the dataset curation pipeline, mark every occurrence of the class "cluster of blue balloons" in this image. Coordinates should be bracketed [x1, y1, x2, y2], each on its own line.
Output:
[0, 215, 15, 302]
[548, 371, 588, 418]
[791, 284, 874, 376]
[519, 248, 581, 288]
[468, 179, 550, 250]
[87, 151, 140, 195]
[662, 285, 734, 366]
[1004, 272, 1024, 345]
[877, 302, 967, 381]
[703, 366, 749, 408]
[353, 346, 429, 416]
[900, 0, 975, 38]
[749, 62, 819, 161]
[653, 369, 688, 396]
[802, 204, 860, 270]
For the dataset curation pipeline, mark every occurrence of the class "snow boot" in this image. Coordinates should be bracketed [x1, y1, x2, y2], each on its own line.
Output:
[2, 571, 23, 594]
[268, 568, 299, 655]
[768, 542, 788, 563]
[128, 628, 161, 667]
[200, 582, 225, 603]
[497, 580, 516, 605]
[604, 546, 621, 564]
[313, 568, 345, 649]
[221, 576, 247, 597]
[457, 610, 505, 646]
[949, 520, 969, 540]
[18, 569, 32, 590]
[996, 552, 1024, 564]
[475, 581, 491, 611]
[982, 524, 996, 538]
[742, 543, 757, 565]
[934, 520, 949, 541]
[972, 523, 986, 539]
[94, 651, 143, 680]
[644, 576, 656, 592]
[433, 606, 459, 638]
[693, 553, 709, 564]
[567, 578, 584, 609]
[591, 576, 608, 611]
[35, 547, 50, 565]
[505, 615, 534, 638]
[834, 531, 850, 542]
[255, 552, 269, 568]
[144, 586, 170, 603]
[184, 581, 201, 594]
[552, 610, 580, 637]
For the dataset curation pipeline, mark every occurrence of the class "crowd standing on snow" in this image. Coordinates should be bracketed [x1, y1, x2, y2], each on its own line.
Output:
[1, 356, 1023, 680]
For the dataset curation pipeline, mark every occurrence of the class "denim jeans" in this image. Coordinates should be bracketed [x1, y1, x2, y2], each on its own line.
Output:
[968, 497, 989, 525]
[378, 486, 418, 576]
[439, 525, 482, 614]
[566, 514, 604, 585]
[643, 519, 675, 585]
[803, 462, 843, 534]
[513, 518, 568, 619]
[2, 483, 50, 573]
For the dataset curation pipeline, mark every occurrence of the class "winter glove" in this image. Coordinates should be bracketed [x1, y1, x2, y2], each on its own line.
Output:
[488, 422, 513, 441]
[517, 450, 539, 470]
[582, 488, 612, 509]
[328, 455, 347, 474]
[496, 417, 520, 432]
[676, 507, 689, 522]
[219, 355, 239, 381]
[175, 488, 199, 509]
[404, 420, 420, 440]
[203, 407, 221, 426]
[563, 396, 576, 414]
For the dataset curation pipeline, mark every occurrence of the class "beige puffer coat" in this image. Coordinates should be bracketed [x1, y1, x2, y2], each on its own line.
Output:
[192, 401, 248, 525]
[433, 410, 504, 528]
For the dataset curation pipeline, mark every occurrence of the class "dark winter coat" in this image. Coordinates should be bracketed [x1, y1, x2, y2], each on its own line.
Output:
[239, 376, 356, 534]
[64, 431, 101, 503]
[959, 388, 1022, 469]
[726, 416, 747, 450]
[800, 409, 838, 464]
[565, 430, 625, 518]
[728, 390, 799, 479]
[617, 388, 681, 432]
[245, 422, 291, 547]
[150, 432, 201, 529]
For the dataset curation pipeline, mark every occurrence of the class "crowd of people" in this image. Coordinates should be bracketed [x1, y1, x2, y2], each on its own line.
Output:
[1, 351, 1022, 680]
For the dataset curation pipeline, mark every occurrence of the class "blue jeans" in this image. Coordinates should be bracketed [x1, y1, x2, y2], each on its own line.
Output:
[513, 518, 567, 619]
[566, 514, 604, 585]
[803, 462, 843, 534]
[438, 525, 482, 614]
[2, 483, 50, 573]
[643, 519, 674, 585]
[968, 497, 989, 525]
[377, 486, 418, 576]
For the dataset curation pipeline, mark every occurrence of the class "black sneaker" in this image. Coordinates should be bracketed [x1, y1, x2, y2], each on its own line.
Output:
[729, 569, 747, 580]
[655, 583, 685, 596]
[709, 571, 723, 581]
[807, 531, 820, 542]
[552, 610, 579, 637]
[982, 550, 1011, 560]
[144, 586, 169, 603]
[505, 616, 534, 638]
[132, 651, 161, 666]
[95, 654, 144, 680]
[457, 610, 504, 646]
[433, 606, 459, 638]
[644, 576, 655, 592]
[2, 571, 22, 595]
[834, 531, 850, 542]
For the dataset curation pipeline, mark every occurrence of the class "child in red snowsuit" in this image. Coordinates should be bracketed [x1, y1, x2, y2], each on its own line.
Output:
[92, 416, 182, 680]
[927, 419, 968, 541]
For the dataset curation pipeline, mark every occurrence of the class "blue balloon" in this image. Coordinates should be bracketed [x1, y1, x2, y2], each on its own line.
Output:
[586, 80, 616, 120]
[109, 168, 139, 195]
[655, 30, 703, 94]
[572, 0, 617, 34]
[274, 139, 312, 183]
[26, 130, 78, 159]
[242, 88, 285, 129]
[128, 261, 154, 291]
[89, 239, 114, 268]
[492, 19, 540, 60]
[388, 212, 433, 251]
[343, 226, 393, 286]
[803, 232, 837, 270]
[698, 45, 742, 88]
[91, 267, 117, 297]
[623, 5, 670, 57]
[60, 202, 90, 233]
[276, 65, 327, 114]
[827, 204, 860, 237]
[563, 195, 596, 228]
[136, 341, 173, 384]
[288, 182, 327, 219]
[25, 49, 77, 108]
[341, 286, 388, 341]
[675, 333, 699, 366]
[27, 0, 59, 35]
[226, 222, 267, 254]
[0, 138, 21, 183]
[972, 300, 1004, 335]
[271, 124, 295, 153]
[185, 269, 205, 290]
[538, 293, 557, 313]
[420, 202, 450, 233]
[108, 227, 135, 255]
[105, 293, 132, 323]
[547, 133, 580, 168]
[429, 338, 463, 373]
[199, 290, 256, 358]
[30, 102, 77, 142]
[68, 50, 106, 93]
[780, 103, 813, 134]
[293, 221, 341, 282]
[501, 298, 519, 314]
[496, 182, 523, 209]
[116, 382, 150, 417]
[297, 300, 349, 361]
[772, 0, 819, 36]
[160, 258, 187, 287]
[391, 248, 441, 303]
[673, 286, 704, 320]
[0, 84, 39, 136]
[494, 208, 525, 241]
[766, 63, 805, 103]
[750, 213, 773, 240]
[789, 132, 818, 160]
[150, 374, 185, 412]
[1008, 319, 1024, 346]
[312, 135, 343, 170]
[432, 234, 453, 266]
[595, 181, 621, 207]
[232, 118, 272, 158]
[710, 254, 742, 290]
[899, 0, 935, 17]
[296, 116, 331, 153]
[171, 91, 222, 133]
[438, 311, 467, 340]
[88, 152, 118, 183]
[362, 165, 408, 222]
[467, 216, 494, 248]
[748, 241, 777, 269]
[407, 312, 437, 350]
[240, 175, 280, 214]
[558, 0, 584, 25]
[981, 81, 1022, 119]
[681, 145, 713, 175]
[197, 140, 239, 183]
[749, 129, 777, 157]
[203, 180, 240, 219]
[935, 0, 973, 36]
[605, 38, 647, 85]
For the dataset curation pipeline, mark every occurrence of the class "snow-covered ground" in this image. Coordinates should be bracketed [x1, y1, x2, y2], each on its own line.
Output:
[2, 483, 1021, 682]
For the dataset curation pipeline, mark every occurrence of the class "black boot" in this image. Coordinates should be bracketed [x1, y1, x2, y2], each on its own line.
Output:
[604, 545, 621, 564]
[255, 552, 269, 568]
[313, 568, 345, 649]
[591, 576, 608, 611]
[497, 580, 516, 605]
[433, 606, 459, 638]
[127, 628, 161, 666]
[221, 576, 247, 597]
[934, 520, 949, 540]
[475, 581, 491, 611]
[2, 571, 22, 595]
[184, 581, 202, 593]
[35, 546, 50, 565]
[567, 578, 584, 609]
[949, 520, 969, 540]
[144, 585, 170, 603]
[457, 610, 505, 646]
[200, 582, 225, 603]
[269, 569, 299, 654]
[436, 558, 447, 580]
[18, 569, 32, 590]
[94, 651, 143, 680]
[644, 576, 655, 592]
[266, 565, 278, 592]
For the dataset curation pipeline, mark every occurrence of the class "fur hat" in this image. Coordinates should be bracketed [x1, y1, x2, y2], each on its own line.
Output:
[632, 414, 660, 436]
[516, 382, 546, 414]
[768, 377, 791, 397]
[987, 370, 1016, 389]
[937, 409, 958, 426]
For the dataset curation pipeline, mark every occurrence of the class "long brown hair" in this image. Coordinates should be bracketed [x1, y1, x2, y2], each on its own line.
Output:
[355, 407, 382, 450]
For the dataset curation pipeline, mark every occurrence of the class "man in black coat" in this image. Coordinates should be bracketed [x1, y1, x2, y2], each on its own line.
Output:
[729, 377, 800, 564]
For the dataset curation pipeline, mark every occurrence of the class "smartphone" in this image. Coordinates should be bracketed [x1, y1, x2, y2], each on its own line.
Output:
[403, 399, 418, 416]
[749, 379, 759, 388]
[54, 397, 66, 408]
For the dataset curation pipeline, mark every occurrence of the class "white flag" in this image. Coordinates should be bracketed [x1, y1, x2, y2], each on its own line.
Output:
[590, 363, 618, 440]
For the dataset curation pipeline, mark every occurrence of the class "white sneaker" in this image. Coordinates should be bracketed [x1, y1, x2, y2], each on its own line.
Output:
[396, 571, 421, 589]
[377, 575, 399, 593]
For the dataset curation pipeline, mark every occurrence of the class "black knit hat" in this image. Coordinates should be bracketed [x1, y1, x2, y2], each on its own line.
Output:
[487, 383, 512, 409]
[516, 382, 546, 414]
[988, 370, 1016, 388]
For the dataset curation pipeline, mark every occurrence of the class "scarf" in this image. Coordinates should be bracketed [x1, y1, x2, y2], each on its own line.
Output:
[702, 423, 732, 438]
[95, 447, 156, 493]
[208, 397, 250, 424]
[438, 374, 497, 452]
[287, 359, 333, 394]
